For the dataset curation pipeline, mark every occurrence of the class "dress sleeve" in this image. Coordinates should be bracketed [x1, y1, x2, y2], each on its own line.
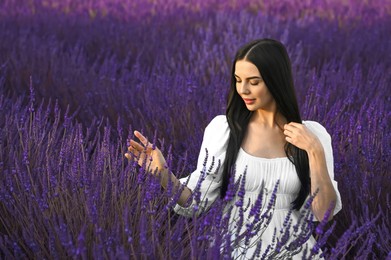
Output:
[303, 121, 342, 216]
[173, 115, 230, 217]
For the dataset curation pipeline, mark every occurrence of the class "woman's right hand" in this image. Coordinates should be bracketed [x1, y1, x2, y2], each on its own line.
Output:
[125, 131, 167, 174]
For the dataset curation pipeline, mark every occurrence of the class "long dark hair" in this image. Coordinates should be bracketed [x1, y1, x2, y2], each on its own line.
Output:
[221, 38, 310, 210]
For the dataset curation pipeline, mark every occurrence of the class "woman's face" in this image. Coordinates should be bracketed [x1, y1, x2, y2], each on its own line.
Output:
[234, 60, 276, 112]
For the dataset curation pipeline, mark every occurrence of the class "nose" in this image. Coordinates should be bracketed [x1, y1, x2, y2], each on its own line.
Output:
[237, 82, 250, 95]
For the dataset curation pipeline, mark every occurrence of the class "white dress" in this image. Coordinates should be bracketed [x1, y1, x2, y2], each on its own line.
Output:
[174, 115, 342, 259]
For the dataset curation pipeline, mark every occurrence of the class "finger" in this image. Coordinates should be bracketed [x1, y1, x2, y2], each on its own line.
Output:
[124, 152, 132, 159]
[283, 129, 293, 137]
[125, 145, 140, 155]
[134, 131, 149, 147]
[125, 146, 144, 160]
[284, 125, 292, 133]
[284, 124, 293, 131]
[287, 122, 304, 129]
[127, 147, 139, 157]
[128, 140, 144, 151]
[124, 151, 139, 160]
[285, 136, 293, 144]
[284, 124, 298, 135]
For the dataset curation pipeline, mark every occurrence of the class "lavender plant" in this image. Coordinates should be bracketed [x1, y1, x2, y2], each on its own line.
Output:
[0, 0, 390, 258]
[0, 87, 328, 258]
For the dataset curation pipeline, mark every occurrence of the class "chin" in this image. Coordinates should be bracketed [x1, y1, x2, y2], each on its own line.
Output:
[245, 104, 259, 111]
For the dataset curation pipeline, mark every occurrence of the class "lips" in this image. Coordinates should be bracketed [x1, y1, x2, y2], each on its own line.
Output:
[242, 98, 256, 104]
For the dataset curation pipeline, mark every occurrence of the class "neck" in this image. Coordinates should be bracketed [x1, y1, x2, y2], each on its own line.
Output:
[251, 109, 287, 129]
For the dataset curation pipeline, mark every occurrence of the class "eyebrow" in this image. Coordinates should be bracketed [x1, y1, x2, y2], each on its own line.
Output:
[234, 74, 262, 80]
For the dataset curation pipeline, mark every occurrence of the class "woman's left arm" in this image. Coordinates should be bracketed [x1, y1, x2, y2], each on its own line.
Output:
[283, 122, 338, 221]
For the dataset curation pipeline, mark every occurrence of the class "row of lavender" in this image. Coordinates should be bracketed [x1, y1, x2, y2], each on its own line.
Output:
[1, 0, 390, 22]
[0, 89, 338, 258]
[0, 80, 388, 258]
[1, 0, 390, 258]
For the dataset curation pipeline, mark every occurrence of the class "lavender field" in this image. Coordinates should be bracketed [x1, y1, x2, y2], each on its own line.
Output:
[0, 0, 390, 259]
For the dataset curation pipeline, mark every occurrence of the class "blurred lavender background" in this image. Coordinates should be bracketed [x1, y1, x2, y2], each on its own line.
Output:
[0, 0, 390, 258]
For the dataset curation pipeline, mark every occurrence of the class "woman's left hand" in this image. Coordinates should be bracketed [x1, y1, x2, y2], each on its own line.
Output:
[283, 122, 322, 153]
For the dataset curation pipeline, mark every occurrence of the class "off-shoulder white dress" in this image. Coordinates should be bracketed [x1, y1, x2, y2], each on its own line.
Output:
[174, 115, 342, 259]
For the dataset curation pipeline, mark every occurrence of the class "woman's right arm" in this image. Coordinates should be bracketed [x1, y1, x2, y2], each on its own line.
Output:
[126, 115, 230, 215]
[125, 130, 193, 207]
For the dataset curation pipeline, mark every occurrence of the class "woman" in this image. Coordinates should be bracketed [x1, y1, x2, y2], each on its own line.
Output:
[126, 38, 342, 259]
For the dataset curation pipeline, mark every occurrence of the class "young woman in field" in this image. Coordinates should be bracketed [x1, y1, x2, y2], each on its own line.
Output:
[125, 38, 342, 259]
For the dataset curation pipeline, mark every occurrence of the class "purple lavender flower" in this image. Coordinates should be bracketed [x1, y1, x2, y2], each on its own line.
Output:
[0, 1, 389, 258]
